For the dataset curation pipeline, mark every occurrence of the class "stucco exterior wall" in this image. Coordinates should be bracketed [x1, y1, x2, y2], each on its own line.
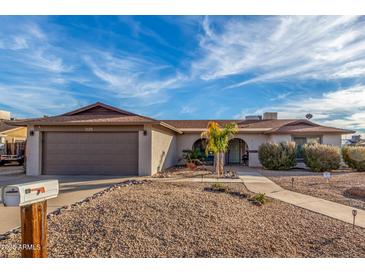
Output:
[268, 134, 291, 144]
[24, 122, 345, 177]
[26, 126, 41, 176]
[322, 134, 342, 147]
[234, 133, 268, 167]
[138, 126, 152, 176]
[151, 127, 176, 174]
[176, 133, 202, 164]
[176, 132, 268, 167]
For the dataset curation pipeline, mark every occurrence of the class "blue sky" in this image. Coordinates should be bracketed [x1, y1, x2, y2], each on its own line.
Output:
[0, 16, 365, 134]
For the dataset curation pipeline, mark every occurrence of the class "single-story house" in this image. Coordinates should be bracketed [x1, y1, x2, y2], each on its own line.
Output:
[9, 102, 355, 176]
[0, 111, 27, 156]
[0, 121, 27, 144]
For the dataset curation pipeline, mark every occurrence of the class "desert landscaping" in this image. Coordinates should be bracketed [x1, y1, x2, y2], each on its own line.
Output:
[263, 169, 365, 210]
[1, 178, 365, 258]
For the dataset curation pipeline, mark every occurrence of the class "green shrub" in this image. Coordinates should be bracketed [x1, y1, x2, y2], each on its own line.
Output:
[182, 148, 204, 165]
[249, 193, 267, 206]
[342, 146, 365, 171]
[302, 143, 341, 172]
[258, 142, 297, 170]
[210, 183, 229, 192]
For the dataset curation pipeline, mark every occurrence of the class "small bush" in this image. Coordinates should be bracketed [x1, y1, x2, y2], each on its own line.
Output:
[210, 183, 229, 192]
[249, 193, 267, 206]
[302, 143, 341, 172]
[342, 146, 365, 171]
[182, 149, 204, 165]
[258, 142, 297, 170]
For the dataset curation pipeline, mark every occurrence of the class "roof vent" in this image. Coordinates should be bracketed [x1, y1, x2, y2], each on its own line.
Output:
[245, 115, 262, 121]
[263, 112, 278, 120]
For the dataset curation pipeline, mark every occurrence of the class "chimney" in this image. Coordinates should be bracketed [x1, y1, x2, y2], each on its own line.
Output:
[351, 135, 361, 143]
[263, 112, 278, 120]
[0, 110, 10, 120]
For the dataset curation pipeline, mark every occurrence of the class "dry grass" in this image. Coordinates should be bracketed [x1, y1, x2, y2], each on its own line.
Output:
[1, 180, 365, 258]
[263, 169, 365, 210]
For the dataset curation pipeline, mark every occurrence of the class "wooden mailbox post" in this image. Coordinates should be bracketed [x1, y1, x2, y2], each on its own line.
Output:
[1, 180, 59, 258]
[20, 200, 48, 258]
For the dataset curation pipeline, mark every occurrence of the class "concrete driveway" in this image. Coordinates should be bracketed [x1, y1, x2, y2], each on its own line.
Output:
[0, 165, 24, 176]
[0, 175, 134, 234]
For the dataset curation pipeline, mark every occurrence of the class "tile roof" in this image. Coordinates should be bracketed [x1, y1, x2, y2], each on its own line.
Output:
[160, 120, 242, 129]
[7, 102, 355, 135]
[162, 119, 354, 134]
[12, 114, 157, 125]
[269, 124, 354, 134]
[8, 103, 183, 133]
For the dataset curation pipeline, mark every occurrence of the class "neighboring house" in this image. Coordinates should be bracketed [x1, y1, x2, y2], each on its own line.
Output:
[344, 135, 365, 146]
[0, 121, 27, 144]
[0, 110, 27, 156]
[10, 102, 355, 176]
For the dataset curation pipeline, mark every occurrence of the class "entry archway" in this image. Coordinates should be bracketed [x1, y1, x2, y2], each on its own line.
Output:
[226, 138, 249, 165]
[192, 138, 214, 165]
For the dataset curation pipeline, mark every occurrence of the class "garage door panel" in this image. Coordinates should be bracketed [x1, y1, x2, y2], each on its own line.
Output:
[42, 132, 138, 175]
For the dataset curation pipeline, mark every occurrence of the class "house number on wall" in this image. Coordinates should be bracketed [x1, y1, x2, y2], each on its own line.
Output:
[84, 127, 94, 132]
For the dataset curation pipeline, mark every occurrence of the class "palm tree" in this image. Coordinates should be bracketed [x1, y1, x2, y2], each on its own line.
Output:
[201, 122, 238, 177]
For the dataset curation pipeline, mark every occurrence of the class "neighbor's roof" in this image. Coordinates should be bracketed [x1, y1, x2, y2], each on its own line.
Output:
[0, 120, 22, 133]
[8, 102, 354, 135]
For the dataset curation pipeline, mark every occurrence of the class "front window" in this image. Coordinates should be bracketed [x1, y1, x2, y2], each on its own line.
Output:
[293, 136, 321, 160]
[306, 137, 321, 144]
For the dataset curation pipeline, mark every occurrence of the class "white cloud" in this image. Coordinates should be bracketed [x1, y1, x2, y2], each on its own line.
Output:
[237, 85, 365, 133]
[192, 16, 365, 86]
[0, 20, 71, 74]
[269, 92, 291, 101]
[180, 106, 195, 114]
[0, 84, 82, 117]
[0, 35, 29, 50]
[29, 50, 72, 73]
[84, 53, 185, 98]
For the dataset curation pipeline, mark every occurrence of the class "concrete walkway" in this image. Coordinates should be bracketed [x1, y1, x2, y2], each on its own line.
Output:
[238, 170, 365, 229]
[0, 175, 135, 234]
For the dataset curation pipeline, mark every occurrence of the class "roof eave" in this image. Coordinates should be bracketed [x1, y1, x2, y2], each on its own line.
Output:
[159, 122, 183, 134]
[17, 121, 158, 126]
[268, 130, 356, 135]
[179, 128, 272, 133]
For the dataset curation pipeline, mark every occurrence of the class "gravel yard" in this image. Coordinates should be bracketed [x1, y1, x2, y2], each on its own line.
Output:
[263, 169, 365, 210]
[1, 179, 365, 258]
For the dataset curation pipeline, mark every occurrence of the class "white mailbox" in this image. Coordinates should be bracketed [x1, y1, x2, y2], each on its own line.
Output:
[1, 180, 59, 207]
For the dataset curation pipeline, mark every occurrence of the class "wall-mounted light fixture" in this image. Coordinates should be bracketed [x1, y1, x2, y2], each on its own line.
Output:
[29, 130, 34, 136]
[143, 130, 147, 136]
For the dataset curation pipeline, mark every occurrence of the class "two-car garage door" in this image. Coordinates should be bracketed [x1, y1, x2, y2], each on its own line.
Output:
[42, 132, 138, 175]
